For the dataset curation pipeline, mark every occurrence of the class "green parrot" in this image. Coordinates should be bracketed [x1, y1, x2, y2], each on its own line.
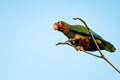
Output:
[53, 21, 116, 52]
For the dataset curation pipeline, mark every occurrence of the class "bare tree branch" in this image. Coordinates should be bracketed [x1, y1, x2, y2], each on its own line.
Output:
[56, 41, 102, 58]
[73, 17, 120, 73]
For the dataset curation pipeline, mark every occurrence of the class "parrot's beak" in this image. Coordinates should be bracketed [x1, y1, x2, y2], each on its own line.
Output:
[53, 23, 58, 30]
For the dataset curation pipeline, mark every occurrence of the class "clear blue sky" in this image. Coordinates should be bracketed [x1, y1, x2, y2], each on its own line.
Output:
[1, 0, 120, 80]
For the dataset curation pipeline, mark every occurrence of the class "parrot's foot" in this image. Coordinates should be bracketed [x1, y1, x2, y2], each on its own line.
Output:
[75, 46, 84, 51]
[68, 38, 76, 44]
[69, 38, 76, 42]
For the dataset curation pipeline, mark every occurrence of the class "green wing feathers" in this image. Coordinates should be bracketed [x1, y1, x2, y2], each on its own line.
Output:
[104, 41, 116, 52]
[70, 25, 104, 40]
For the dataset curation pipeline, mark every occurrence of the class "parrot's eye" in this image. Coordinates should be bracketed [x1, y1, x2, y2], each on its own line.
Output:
[58, 22, 63, 28]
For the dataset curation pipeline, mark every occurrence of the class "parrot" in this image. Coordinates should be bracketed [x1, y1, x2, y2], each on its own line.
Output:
[53, 21, 116, 52]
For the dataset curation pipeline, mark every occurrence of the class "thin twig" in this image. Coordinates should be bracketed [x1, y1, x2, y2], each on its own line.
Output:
[56, 42, 76, 48]
[82, 50, 102, 58]
[73, 17, 120, 73]
[56, 41, 102, 58]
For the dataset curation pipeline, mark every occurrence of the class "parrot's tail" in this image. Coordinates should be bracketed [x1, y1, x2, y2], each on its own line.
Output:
[104, 41, 116, 52]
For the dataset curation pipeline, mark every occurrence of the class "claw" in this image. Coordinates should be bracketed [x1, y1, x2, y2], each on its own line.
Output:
[75, 46, 84, 51]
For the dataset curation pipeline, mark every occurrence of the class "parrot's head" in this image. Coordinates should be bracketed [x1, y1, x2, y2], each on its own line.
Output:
[53, 21, 70, 34]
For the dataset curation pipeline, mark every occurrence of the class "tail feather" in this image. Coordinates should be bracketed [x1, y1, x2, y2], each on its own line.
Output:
[104, 41, 116, 52]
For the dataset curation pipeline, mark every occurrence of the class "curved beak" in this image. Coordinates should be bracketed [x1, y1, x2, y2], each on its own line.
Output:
[53, 23, 58, 30]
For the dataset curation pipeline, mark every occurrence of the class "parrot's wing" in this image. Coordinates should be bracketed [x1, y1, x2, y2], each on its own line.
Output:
[70, 25, 104, 40]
